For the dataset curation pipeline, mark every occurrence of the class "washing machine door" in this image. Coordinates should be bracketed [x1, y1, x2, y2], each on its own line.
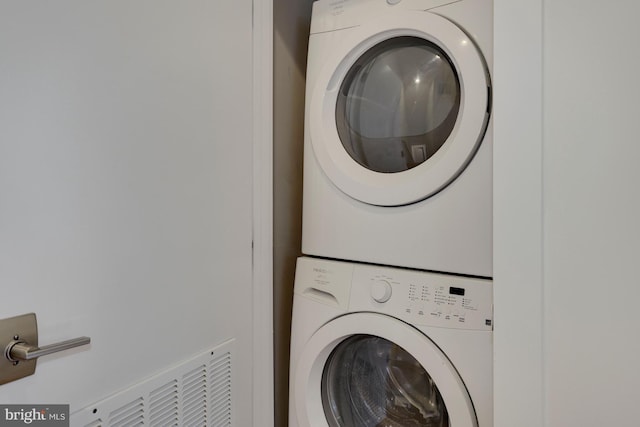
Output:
[292, 313, 477, 427]
[308, 11, 490, 206]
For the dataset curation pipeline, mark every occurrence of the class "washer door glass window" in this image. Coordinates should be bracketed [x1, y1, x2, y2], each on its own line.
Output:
[336, 36, 461, 174]
[322, 334, 449, 427]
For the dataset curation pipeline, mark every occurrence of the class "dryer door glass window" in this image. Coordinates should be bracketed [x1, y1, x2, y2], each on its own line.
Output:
[321, 334, 449, 427]
[336, 36, 461, 174]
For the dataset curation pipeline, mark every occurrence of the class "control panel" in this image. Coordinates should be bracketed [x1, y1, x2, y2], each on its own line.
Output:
[350, 263, 493, 331]
[294, 257, 493, 331]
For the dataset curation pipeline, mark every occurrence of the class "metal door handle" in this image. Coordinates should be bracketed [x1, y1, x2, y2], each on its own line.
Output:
[5, 336, 91, 362]
[0, 313, 91, 385]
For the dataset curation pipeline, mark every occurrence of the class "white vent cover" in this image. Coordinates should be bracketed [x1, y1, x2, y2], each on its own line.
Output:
[72, 339, 234, 427]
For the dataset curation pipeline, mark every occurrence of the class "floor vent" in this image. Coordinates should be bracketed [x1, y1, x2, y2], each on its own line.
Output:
[72, 340, 234, 427]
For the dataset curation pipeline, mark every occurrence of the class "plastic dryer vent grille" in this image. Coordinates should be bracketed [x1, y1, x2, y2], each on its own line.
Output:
[72, 340, 234, 427]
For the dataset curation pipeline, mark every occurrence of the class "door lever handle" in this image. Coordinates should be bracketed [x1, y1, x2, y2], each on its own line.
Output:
[0, 313, 91, 385]
[5, 336, 91, 362]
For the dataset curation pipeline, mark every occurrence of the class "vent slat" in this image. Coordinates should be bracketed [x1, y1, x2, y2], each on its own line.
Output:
[183, 386, 206, 404]
[150, 384, 175, 398]
[182, 380, 207, 396]
[149, 404, 178, 423]
[209, 380, 231, 396]
[183, 365, 206, 382]
[210, 403, 231, 417]
[110, 411, 144, 427]
[209, 374, 231, 390]
[183, 405, 206, 419]
[109, 398, 143, 420]
[183, 405, 206, 420]
[149, 391, 178, 412]
[183, 375, 206, 389]
[183, 410, 207, 426]
[150, 380, 178, 398]
[149, 411, 178, 427]
[210, 392, 231, 408]
[210, 410, 231, 426]
[211, 402, 231, 418]
[209, 355, 231, 371]
[109, 399, 144, 426]
[183, 381, 205, 395]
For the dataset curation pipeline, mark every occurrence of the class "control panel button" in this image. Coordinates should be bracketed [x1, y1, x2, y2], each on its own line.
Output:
[371, 280, 392, 303]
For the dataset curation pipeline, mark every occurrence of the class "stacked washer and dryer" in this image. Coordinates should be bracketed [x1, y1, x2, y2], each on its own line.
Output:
[289, 0, 493, 426]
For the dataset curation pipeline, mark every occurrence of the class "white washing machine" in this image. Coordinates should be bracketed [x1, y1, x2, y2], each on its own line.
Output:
[302, 0, 493, 277]
[289, 257, 493, 427]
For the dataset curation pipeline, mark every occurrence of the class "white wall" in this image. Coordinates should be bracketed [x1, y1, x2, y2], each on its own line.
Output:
[543, 2, 640, 425]
[493, 0, 544, 425]
[495, 1, 640, 426]
[0, 3, 273, 425]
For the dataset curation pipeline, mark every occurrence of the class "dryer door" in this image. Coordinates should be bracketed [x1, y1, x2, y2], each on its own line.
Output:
[308, 11, 490, 206]
[292, 313, 477, 427]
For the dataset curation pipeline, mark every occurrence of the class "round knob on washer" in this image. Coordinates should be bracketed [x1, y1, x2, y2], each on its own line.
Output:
[371, 280, 393, 303]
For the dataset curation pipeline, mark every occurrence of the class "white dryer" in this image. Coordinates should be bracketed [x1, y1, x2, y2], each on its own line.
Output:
[302, 0, 493, 277]
[289, 257, 493, 427]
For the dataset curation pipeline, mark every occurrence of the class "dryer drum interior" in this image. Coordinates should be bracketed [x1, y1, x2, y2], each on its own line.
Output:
[336, 36, 461, 174]
[321, 334, 449, 427]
